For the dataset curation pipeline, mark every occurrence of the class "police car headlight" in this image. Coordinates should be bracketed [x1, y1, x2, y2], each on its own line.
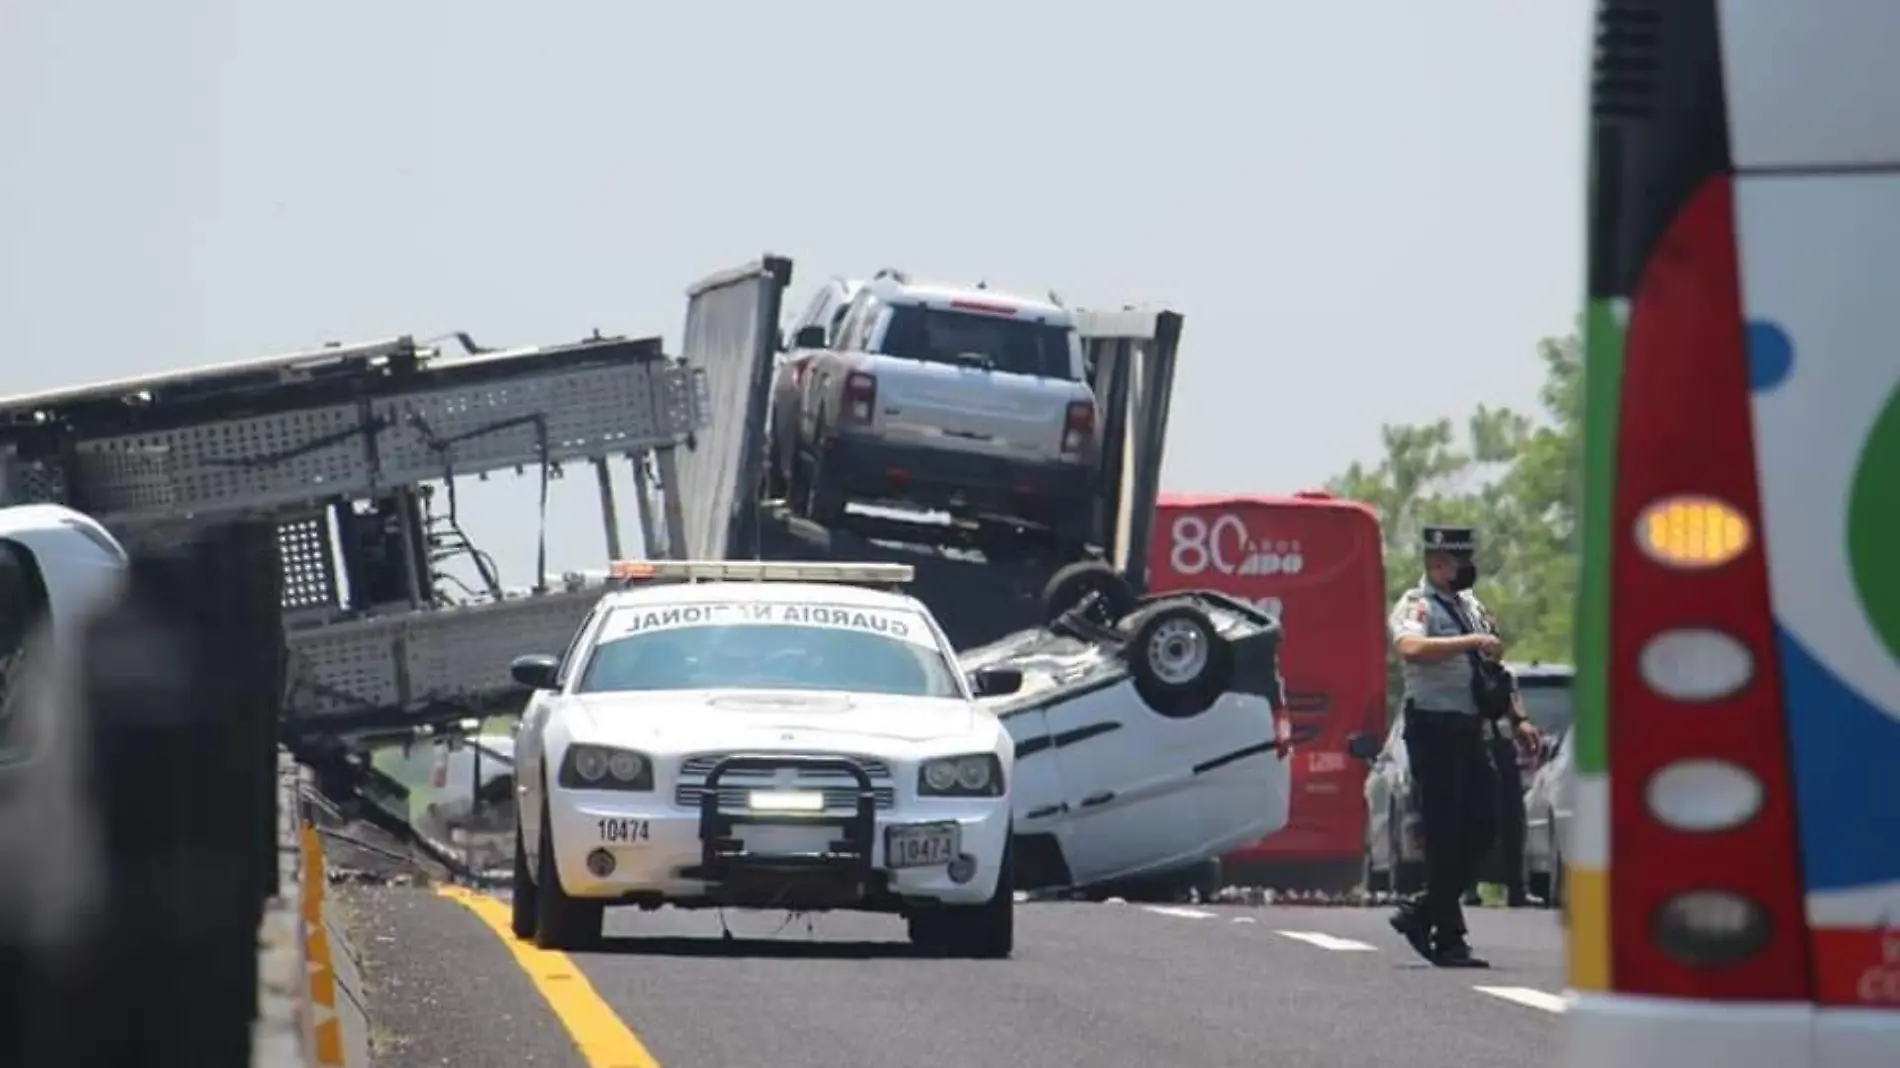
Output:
[919, 755, 1003, 797]
[558, 744, 654, 791]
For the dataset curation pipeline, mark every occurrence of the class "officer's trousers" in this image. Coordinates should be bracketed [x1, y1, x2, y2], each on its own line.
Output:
[1404, 705, 1497, 939]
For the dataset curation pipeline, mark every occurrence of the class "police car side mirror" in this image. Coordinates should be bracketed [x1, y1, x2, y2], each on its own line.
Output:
[1346, 732, 1382, 761]
[793, 325, 828, 350]
[509, 653, 560, 691]
[970, 666, 1024, 698]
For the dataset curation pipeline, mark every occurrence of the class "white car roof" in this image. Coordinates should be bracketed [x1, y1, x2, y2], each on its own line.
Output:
[598, 579, 928, 614]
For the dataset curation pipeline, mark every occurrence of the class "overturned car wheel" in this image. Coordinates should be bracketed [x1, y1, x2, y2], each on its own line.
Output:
[1040, 560, 1136, 627]
[1127, 601, 1232, 717]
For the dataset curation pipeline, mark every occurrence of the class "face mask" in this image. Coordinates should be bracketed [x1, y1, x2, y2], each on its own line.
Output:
[1450, 560, 1478, 591]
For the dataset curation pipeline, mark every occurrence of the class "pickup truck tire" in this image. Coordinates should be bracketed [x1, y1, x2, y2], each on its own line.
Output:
[801, 420, 847, 527]
[1127, 601, 1232, 717]
[533, 795, 603, 951]
[511, 815, 538, 940]
[762, 427, 788, 501]
[1041, 560, 1135, 626]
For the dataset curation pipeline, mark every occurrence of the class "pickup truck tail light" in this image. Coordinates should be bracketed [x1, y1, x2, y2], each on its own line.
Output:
[1061, 401, 1095, 455]
[844, 372, 877, 424]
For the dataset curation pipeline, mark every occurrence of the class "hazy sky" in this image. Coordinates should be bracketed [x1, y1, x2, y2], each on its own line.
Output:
[1, 1, 1591, 578]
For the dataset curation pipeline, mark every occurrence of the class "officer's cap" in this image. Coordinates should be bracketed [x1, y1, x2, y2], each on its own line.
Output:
[1421, 525, 1477, 553]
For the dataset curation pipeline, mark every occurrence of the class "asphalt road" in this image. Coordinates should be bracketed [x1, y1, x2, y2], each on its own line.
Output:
[348, 886, 1567, 1068]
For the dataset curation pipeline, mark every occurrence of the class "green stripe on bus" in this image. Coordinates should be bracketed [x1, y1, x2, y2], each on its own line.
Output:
[1573, 298, 1625, 775]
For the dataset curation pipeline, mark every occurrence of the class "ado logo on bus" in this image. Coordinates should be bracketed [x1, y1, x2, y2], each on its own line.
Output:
[1168, 514, 1304, 578]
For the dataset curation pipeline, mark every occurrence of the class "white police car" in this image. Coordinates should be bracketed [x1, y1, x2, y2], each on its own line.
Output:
[506, 559, 1023, 956]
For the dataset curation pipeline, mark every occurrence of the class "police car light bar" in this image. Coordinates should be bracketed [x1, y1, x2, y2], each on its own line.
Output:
[607, 559, 915, 586]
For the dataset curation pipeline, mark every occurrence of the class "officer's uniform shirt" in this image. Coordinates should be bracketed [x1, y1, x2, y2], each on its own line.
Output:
[1388, 576, 1494, 716]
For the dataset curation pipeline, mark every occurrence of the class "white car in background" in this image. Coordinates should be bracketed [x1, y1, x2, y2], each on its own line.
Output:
[507, 560, 1023, 957]
[777, 268, 1101, 554]
[1523, 722, 1575, 909]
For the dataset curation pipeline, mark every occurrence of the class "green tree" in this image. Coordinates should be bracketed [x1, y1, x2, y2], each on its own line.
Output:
[1327, 335, 1583, 709]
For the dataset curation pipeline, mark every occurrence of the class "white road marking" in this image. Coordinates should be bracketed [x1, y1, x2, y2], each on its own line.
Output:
[1474, 986, 1570, 1013]
[1142, 905, 1217, 919]
[1274, 930, 1378, 952]
[1231, 916, 1257, 924]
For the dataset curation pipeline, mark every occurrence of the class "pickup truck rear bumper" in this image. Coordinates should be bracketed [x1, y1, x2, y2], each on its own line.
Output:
[825, 432, 1092, 530]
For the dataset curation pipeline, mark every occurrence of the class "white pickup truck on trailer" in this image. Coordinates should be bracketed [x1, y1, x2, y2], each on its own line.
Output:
[769, 269, 1101, 558]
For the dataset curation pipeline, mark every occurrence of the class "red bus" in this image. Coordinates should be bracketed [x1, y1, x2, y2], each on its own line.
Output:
[1147, 492, 1387, 889]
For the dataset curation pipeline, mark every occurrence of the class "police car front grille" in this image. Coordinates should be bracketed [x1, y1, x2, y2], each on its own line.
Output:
[672, 752, 896, 812]
[676, 753, 893, 779]
[673, 785, 896, 811]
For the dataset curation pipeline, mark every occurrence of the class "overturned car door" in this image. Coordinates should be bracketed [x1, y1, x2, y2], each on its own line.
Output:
[962, 572, 1294, 892]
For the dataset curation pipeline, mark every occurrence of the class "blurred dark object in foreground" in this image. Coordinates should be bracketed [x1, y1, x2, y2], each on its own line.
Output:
[0, 521, 283, 1068]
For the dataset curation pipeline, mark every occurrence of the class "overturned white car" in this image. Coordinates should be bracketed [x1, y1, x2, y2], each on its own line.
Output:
[958, 561, 1294, 899]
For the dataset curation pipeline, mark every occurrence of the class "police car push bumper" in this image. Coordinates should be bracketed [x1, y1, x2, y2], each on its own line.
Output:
[547, 758, 1010, 905]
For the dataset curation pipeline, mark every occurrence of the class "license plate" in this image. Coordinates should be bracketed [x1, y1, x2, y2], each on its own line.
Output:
[886, 823, 959, 869]
[596, 818, 650, 844]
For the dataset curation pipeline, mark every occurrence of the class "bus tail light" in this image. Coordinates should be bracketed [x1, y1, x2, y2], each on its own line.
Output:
[1604, 174, 1810, 1001]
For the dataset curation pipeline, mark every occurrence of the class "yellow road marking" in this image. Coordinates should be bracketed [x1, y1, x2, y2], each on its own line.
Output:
[436, 885, 663, 1068]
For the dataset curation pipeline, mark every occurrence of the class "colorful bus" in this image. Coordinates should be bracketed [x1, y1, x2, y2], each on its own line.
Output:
[1147, 492, 1386, 888]
[1571, 2, 1900, 1062]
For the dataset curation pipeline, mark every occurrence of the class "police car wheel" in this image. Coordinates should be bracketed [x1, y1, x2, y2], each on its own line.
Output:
[510, 813, 538, 940]
[912, 834, 1015, 958]
[1128, 602, 1232, 717]
[1040, 560, 1135, 626]
[533, 795, 603, 951]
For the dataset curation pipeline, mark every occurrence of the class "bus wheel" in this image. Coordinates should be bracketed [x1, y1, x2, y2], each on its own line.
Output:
[1363, 853, 1392, 896]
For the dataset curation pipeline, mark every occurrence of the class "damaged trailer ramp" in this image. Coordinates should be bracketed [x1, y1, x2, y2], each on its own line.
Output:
[670, 253, 1187, 650]
[0, 331, 710, 749]
[957, 572, 1294, 898]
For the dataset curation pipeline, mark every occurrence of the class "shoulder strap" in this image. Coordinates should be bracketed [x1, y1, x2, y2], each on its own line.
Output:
[1429, 592, 1474, 634]
[1429, 592, 1488, 673]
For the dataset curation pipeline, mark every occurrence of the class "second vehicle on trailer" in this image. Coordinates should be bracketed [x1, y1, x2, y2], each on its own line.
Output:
[774, 268, 1101, 555]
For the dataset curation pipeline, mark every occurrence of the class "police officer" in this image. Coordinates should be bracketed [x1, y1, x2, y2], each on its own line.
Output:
[1384, 526, 1535, 967]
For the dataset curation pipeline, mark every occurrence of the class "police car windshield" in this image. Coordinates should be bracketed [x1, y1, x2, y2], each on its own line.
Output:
[878, 305, 1076, 380]
[577, 604, 960, 698]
